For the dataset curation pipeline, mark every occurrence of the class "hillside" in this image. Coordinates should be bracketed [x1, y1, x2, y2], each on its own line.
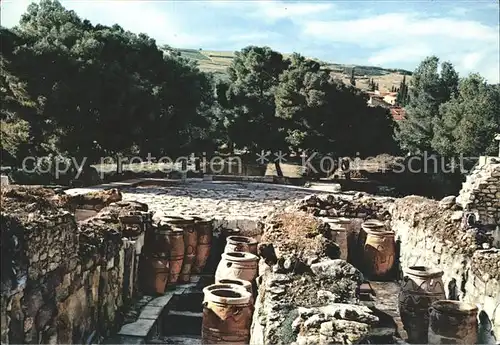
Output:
[175, 48, 412, 92]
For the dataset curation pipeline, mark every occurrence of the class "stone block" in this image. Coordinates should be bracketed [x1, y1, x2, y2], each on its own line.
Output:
[118, 319, 155, 338]
[137, 306, 163, 320]
[0, 175, 9, 186]
[118, 335, 146, 344]
[148, 292, 175, 308]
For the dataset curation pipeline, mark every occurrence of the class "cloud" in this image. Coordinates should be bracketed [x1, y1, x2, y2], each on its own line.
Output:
[1, 0, 33, 27]
[254, 1, 334, 20]
[301, 13, 500, 83]
[1, 0, 217, 47]
[207, 0, 334, 21]
[59, 1, 207, 47]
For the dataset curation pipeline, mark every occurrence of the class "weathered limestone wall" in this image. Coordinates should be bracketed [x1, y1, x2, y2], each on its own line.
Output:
[1, 191, 148, 344]
[390, 196, 500, 339]
[295, 191, 500, 341]
[250, 212, 402, 345]
[458, 157, 500, 225]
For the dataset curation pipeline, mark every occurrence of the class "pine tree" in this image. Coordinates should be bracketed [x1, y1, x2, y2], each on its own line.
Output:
[396, 56, 460, 154]
[396, 75, 409, 107]
[368, 78, 375, 91]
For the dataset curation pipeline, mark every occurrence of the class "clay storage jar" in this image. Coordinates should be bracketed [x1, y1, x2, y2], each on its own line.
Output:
[202, 287, 253, 344]
[215, 252, 259, 283]
[189, 216, 213, 274]
[361, 220, 395, 278]
[224, 236, 258, 255]
[428, 300, 478, 344]
[320, 219, 348, 260]
[203, 283, 249, 296]
[162, 216, 197, 283]
[359, 219, 386, 250]
[398, 266, 446, 343]
[144, 256, 169, 295]
[217, 278, 254, 305]
[156, 221, 185, 284]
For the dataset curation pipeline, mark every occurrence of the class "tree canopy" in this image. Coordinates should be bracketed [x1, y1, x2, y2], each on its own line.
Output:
[1, 0, 497, 178]
[396, 56, 499, 157]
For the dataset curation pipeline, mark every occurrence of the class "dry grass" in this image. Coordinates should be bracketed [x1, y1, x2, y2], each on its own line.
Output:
[183, 49, 411, 93]
[261, 212, 330, 256]
[331, 71, 411, 93]
[0, 185, 61, 215]
[265, 163, 304, 177]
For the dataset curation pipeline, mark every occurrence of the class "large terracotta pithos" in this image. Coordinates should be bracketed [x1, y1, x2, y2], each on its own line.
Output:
[203, 283, 249, 296]
[163, 216, 197, 283]
[217, 278, 254, 305]
[191, 217, 213, 274]
[326, 222, 348, 260]
[361, 220, 395, 278]
[156, 223, 185, 284]
[202, 287, 253, 344]
[428, 300, 478, 344]
[359, 219, 386, 250]
[224, 236, 258, 255]
[398, 266, 446, 343]
[144, 256, 169, 294]
[215, 252, 259, 283]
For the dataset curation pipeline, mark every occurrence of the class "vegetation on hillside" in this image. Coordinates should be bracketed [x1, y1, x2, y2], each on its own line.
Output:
[1, 0, 498, 186]
[175, 48, 413, 92]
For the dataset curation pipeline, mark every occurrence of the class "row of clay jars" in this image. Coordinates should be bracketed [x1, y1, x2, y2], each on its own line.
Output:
[152, 215, 213, 285]
[398, 265, 479, 344]
[202, 284, 253, 344]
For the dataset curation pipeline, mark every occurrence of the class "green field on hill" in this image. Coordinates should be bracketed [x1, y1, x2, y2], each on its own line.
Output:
[175, 48, 412, 91]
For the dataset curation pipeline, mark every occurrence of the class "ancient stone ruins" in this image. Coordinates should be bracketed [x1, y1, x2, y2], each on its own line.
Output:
[1, 157, 499, 345]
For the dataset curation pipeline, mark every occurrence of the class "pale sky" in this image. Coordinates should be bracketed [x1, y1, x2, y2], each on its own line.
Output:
[1, 0, 499, 83]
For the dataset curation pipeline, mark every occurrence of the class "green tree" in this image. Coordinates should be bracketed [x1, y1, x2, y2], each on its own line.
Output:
[432, 74, 500, 156]
[396, 75, 409, 107]
[368, 78, 375, 92]
[395, 56, 459, 154]
[275, 54, 398, 158]
[220, 46, 290, 175]
[5, 0, 216, 168]
[350, 67, 356, 87]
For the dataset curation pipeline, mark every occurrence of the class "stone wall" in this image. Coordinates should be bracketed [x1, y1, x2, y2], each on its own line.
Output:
[292, 191, 500, 341]
[457, 157, 500, 225]
[250, 212, 403, 345]
[1, 190, 148, 344]
[390, 196, 500, 340]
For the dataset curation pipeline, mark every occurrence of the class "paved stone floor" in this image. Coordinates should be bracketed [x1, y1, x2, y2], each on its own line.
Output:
[366, 281, 408, 341]
[66, 179, 337, 221]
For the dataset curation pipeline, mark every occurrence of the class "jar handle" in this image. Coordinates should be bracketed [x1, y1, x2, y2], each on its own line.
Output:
[227, 262, 232, 268]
